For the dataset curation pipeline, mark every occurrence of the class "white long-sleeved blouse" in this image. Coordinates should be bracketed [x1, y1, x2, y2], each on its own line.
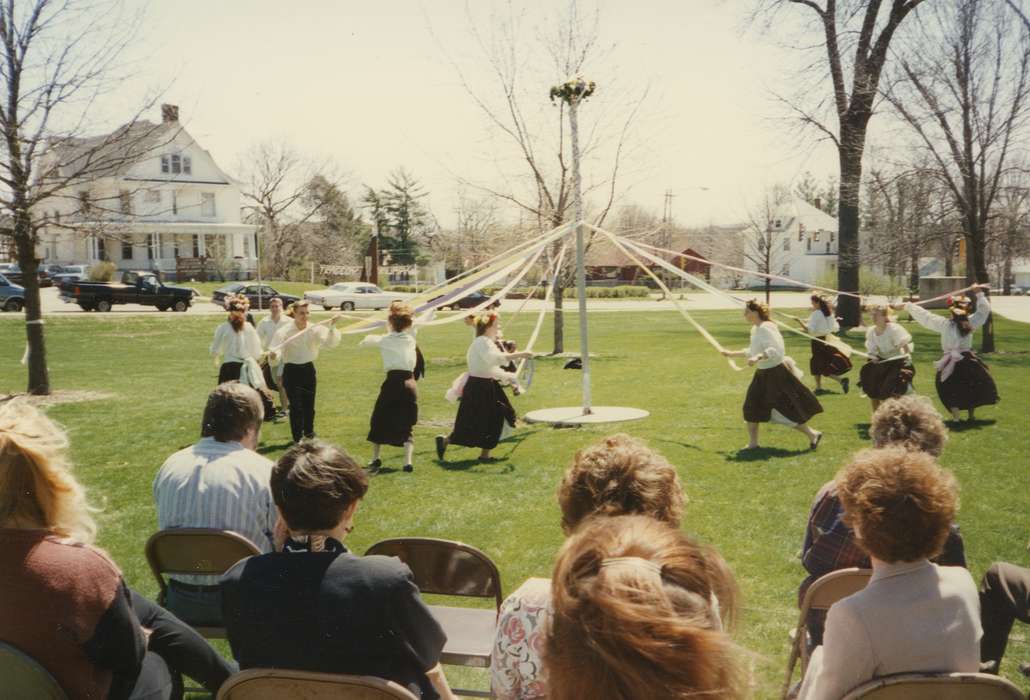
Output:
[864, 322, 913, 359]
[807, 310, 839, 336]
[271, 321, 341, 365]
[210, 322, 263, 364]
[904, 293, 990, 353]
[360, 330, 418, 372]
[467, 335, 517, 381]
[748, 321, 786, 370]
[256, 315, 292, 350]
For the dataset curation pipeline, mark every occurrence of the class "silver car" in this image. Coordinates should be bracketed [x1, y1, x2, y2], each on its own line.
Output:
[0, 273, 25, 312]
[303, 283, 412, 311]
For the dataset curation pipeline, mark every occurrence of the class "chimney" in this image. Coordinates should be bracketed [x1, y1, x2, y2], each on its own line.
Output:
[161, 104, 179, 123]
[813, 197, 822, 212]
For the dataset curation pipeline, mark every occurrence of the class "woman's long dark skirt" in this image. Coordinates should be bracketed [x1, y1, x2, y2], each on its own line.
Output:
[282, 362, 317, 442]
[368, 370, 418, 447]
[448, 376, 516, 450]
[744, 364, 824, 425]
[218, 362, 243, 384]
[810, 337, 852, 377]
[858, 358, 915, 400]
[935, 352, 999, 410]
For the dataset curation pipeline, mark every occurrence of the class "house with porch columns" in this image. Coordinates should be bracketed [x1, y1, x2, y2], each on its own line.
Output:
[33, 104, 258, 280]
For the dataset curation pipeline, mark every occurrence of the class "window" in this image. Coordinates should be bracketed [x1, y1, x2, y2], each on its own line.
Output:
[161, 155, 169, 173]
[814, 231, 821, 242]
[242, 235, 250, 257]
[172, 191, 178, 215]
[780, 264, 790, 276]
[201, 193, 216, 217]
[172, 237, 180, 258]
[183, 156, 192, 175]
[146, 234, 155, 260]
[826, 241, 831, 254]
[122, 240, 133, 260]
[120, 190, 132, 215]
[145, 190, 162, 204]
[171, 154, 181, 174]
[191, 234, 200, 257]
[830, 231, 835, 242]
[54, 210, 61, 224]
[78, 191, 91, 215]
[774, 219, 782, 228]
[96, 237, 106, 260]
[783, 238, 791, 252]
[806, 238, 812, 252]
[798, 223, 805, 242]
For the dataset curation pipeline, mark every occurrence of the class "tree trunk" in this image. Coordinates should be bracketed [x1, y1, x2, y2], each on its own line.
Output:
[14, 214, 50, 395]
[552, 276, 565, 354]
[764, 275, 771, 304]
[909, 248, 920, 295]
[836, 142, 864, 328]
[964, 222, 995, 353]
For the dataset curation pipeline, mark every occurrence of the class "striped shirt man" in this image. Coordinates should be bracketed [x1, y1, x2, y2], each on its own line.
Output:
[153, 436, 276, 585]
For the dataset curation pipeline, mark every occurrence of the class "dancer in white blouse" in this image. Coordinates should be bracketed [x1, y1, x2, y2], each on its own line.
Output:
[799, 295, 852, 394]
[858, 306, 914, 412]
[722, 300, 823, 450]
[900, 286, 998, 421]
[436, 312, 532, 463]
[256, 297, 292, 417]
[269, 300, 342, 442]
[359, 301, 427, 474]
[210, 295, 264, 384]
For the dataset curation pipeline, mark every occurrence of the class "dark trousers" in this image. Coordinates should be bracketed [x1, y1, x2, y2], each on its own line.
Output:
[980, 562, 1030, 671]
[283, 362, 317, 442]
[166, 580, 224, 627]
[130, 589, 236, 696]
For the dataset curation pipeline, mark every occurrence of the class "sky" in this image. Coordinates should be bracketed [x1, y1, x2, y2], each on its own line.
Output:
[100, 0, 843, 228]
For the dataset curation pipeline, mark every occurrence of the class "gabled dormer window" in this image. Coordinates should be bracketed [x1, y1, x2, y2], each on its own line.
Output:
[161, 154, 190, 175]
[183, 156, 192, 175]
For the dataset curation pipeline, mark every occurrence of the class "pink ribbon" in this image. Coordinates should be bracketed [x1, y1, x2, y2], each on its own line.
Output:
[935, 349, 965, 382]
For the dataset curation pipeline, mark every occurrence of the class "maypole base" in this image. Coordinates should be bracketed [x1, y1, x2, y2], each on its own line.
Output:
[523, 406, 649, 426]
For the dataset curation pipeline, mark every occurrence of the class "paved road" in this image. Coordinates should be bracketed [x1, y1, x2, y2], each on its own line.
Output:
[22, 287, 1030, 323]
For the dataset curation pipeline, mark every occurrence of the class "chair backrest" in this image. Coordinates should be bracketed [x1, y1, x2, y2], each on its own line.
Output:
[0, 641, 69, 700]
[801, 567, 873, 613]
[841, 672, 1026, 699]
[216, 669, 418, 700]
[145, 528, 262, 600]
[365, 537, 503, 610]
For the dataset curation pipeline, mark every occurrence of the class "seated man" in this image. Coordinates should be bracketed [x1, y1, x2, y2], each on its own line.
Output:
[153, 383, 276, 626]
[221, 440, 456, 700]
[798, 447, 981, 699]
[980, 560, 1030, 675]
[798, 395, 965, 647]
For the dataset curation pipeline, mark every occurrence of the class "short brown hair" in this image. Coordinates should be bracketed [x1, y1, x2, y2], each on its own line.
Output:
[557, 434, 685, 533]
[547, 515, 745, 700]
[271, 440, 369, 532]
[388, 301, 413, 332]
[870, 396, 948, 456]
[201, 383, 264, 442]
[745, 298, 770, 321]
[837, 447, 958, 563]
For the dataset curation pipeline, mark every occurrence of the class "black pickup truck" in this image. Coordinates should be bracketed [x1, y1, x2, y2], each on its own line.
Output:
[59, 271, 195, 312]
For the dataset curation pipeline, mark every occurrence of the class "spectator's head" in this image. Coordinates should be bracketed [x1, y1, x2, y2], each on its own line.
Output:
[558, 434, 685, 534]
[0, 399, 96, 543]
[870, 396, 948, 456]
[546, 515, 744, 700]
[271, 440, 369, 537]
[744, 298, 770, 323]
[200, 383, 264, 446]
[388, 301, 414, 332]
[837, 447, 958, 564]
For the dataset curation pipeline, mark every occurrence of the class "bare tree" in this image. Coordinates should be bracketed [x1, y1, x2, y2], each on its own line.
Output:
[0, 0, 174, 394]
[755, 0, 927, 327]
[238, 140, 336, 279]
[995, 175, 1030, 294]
[742, 186, 793, 303]
[882, 0, 1030, 351]
[438, 0, 646, 352]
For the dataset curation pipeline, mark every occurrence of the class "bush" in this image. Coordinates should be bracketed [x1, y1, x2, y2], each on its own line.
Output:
[88, 261, 116, 282]
[815, 267, 909, 299]
[384, 285, 419, 293]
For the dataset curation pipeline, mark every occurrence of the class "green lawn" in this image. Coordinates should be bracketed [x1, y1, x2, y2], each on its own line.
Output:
[2, 309, 1028, 697]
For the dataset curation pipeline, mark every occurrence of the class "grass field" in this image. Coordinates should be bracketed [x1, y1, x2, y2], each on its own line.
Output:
[1, 308, 1028, 697]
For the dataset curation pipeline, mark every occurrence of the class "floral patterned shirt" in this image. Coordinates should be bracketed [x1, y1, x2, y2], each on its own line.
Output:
[490, 577, 551, 700]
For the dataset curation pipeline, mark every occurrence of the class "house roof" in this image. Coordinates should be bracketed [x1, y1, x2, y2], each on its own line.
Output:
[584, 232, 712, 268]
[45, 119, 182, 181]
[778, 196, 838, 232]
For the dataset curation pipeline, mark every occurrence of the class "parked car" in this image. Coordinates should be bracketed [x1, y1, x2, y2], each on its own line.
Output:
[0, 273, 25, 312]
[59, 271, 195, 312]
[211, 282, 300, 310]
[429, 290, 501, 311]
[4, 263, 53, 287]
[303, 283, 412, 311]
[49, 264, 90, 286]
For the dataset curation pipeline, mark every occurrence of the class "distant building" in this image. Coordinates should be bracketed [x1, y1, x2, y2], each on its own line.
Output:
[33, 104, 258, 279]
[584, 231, 713, 285]
[743, 197, 838, 288]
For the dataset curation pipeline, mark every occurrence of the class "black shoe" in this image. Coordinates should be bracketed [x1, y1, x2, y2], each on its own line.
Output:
[841, 378, 850, 395]
[366, 459, 382, 474]
[403, 464, 413, 473]
[435, 435, 446, 460]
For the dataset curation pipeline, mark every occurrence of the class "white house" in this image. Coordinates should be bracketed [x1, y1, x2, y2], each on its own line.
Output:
[33, 104, 258, 279]
[744, 196, 839, 288]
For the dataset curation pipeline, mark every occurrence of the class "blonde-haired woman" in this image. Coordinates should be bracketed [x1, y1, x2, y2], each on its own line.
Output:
[437, 312, 532, 463]
[0, 400, 234, 699]
[359, 301, 428, 473]
[722, 299, 823, 451]
[800, 294, 852, 394]
[859, 305, 914, 412]
[546, 515, 747, 700]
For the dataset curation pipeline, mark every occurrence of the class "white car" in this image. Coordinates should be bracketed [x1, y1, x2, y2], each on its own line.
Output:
[303, 283, 412, 311]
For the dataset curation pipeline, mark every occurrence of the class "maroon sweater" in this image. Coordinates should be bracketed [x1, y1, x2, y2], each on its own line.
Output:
[0, 529, 145, 700]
